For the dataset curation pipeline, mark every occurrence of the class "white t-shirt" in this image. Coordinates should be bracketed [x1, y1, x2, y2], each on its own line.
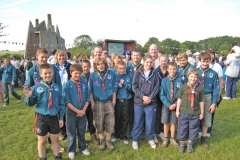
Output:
[58, 65, 68, 87]
[47, 55, 56, 64]
[90, 59, 94, 73]
[232, 46, 240, 54]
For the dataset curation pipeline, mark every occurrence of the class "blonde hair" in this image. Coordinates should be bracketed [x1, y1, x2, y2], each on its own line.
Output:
[93, 57, 108, 72]
[187, 68, 199, 77]
[177, 52, 188, 60]
[55, 50, 67, 62]
[111, 54, 122, 67]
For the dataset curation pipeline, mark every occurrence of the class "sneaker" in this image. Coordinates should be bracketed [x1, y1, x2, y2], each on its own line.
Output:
[111, 137, 119, 143]
[198, 132, 202, 137]
[187, 141, 193, 153]
[233, 98, 236, 100]
[17, 96, 21, 103]
[82, 149, 90, 156]
[201, 136, 209, 148]
[132, 141, 138, 150]
[206, 133, 211, 137]
[170, 138, 179, 148]
[154, 134, 158, 144]
[3, 104, 8, 107]
[161, 137, 169, 148]
[159, 132, 165, 141]
[122, 139, 129, 145]
[69, 152, 75, 160]
[148, 140, 156, 149]
[178, 141, 185, 153]
[106, 140, 115, 150]
[223, 96, 230, 100]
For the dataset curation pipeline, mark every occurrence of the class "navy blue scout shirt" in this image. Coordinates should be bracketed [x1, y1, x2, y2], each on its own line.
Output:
[177, 63, 196, 84]
[109, 67, 117, 74]
[89, 69, 117, 101]
[116, 73, 132, 100]
[25, 65, 61, 88]
[197, 67, 220, 104]
[62, 77, 90, 110]
[160, 75, 182, 107]
[24, 80, 65, 120]
[0, 65, 16, 83]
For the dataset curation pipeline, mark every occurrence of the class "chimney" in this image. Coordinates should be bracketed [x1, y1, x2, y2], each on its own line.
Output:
[47, 14, 52, 30]
[35, 19, 39, 27]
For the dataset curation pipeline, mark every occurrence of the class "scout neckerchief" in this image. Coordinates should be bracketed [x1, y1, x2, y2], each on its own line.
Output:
[54, 61, 69, 71]
[187, 82, 197, 110]
[97, 70, 108, 91]
[40, 80, 54, 109]
[168, 75, 178, 100]
[200, 66, 209, 88]
[181, 63, 190, 80]
[132, 61, 141, 73]
[82, 72, 90, 85]
[4, 65, 9, 73]
[71, 79, 82, 102]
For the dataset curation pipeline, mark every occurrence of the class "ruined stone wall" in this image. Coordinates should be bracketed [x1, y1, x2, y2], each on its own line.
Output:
[27, 32, 39, 58]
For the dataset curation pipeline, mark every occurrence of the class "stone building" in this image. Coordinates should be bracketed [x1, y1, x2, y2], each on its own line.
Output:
[25, 14, 65, 58]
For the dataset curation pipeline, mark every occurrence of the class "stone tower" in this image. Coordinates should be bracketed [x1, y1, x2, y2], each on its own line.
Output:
[25, 14, 65, 58]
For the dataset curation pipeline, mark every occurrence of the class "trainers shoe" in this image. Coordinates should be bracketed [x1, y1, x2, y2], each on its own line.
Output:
[90, 134, 99, 145]
[69, 152, 75, 160]
[170, 138, 179, 148]
[206, 133, 211, 137]
[187, 141, 193, 153]
[132, 141, 138, 150]
[111, 137, 119, 143]
[158, 132, 164, 141]
[82, 149, 90, 156]
[178, 141, 185, 153]
[17, 96, 21, 103]
[198, 132, 202, 137]
[154, 134, 158, 144]
[148, 140, 156, 149]
[106, 140, 114, 150]
[122, 139, 129, 145]
[161, 137, 169, 148]
[201, 136, 209, 147]
[3, 104, 7, 107]
[99, 138, 106, 150]
[223, 96, 230, 100]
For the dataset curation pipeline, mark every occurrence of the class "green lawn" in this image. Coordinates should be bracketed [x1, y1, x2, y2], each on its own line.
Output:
[0, 87, 240, 160]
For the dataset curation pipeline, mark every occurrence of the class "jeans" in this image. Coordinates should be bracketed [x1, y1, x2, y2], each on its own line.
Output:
[132, 104, 157, 141]
[226, 76, 238, 98]
[2, 82, 21, 105]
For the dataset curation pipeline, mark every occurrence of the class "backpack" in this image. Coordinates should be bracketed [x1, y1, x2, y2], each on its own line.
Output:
[26, 61, 33, 71]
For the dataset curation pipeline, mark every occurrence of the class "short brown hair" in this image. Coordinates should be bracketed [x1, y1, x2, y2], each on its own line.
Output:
[140, 55, 153, 71]
[37, 47, 48, 55]
[187, 68, 199, 77]
[93, 57, 108, 72]
[82, 60, 91, 66]
[167, 62, 178, 69]
[70, 64, 83, 73]
[102, 50, 108, 56]
[199, 52, 211, 61]
[177, 52, 188, 60]
[116, 60, 126, 67]
[39, 63, 53, 73]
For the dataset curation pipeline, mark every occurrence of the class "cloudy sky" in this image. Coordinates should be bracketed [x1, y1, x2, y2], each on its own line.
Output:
[1, 0, 240, 51]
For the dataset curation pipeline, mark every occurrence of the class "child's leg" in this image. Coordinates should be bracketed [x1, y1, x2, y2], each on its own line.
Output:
[37, 135, 48, 157]
[161, 105, 170, 138]
[163, 124, 169, 137]
[170, 124, 176, 138]
[131, 104, 145, 141]
[144, 104, 157, 141]
[170, 110, 178, 138]
[66, 110, 77, 153]
[49, 134, 59, 156]
[119, 100, 130, 139]
[188, 115, 200, 143]
[2, 82, 9, 105]
[177, 112, 189, 152]
[77, 115, 87, 152]
[114, 101, 122, 139]
[8, 84, 21, 100]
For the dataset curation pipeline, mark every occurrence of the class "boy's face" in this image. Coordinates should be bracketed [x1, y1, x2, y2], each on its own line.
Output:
[37, 53, 48, 64]
[40, 68, 53, 82]
[131, 52, 141, 63]
[178, 58, 187, 67]
[82, 63, 90, 74]
[71, 70, 82, 81]
[94, 48, 102, 57]
[159, 57, 167, 67]
[117, 64, 126, 74]
[200, 59, 210, 68]
[167, 65, 177, 77]
[188, 73, 198, 85]
[96, 60, 106, 72]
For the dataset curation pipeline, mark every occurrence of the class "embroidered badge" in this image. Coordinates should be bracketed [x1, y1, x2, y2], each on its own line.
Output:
[107, 74, 112, 79]
[94, 81, 100, 86]
[36, 127, 41, 134]
[54, 85, 59, 91]
[62, 93, 65, 97]
[126, 78, 130, 82]
[36, 87, 44, 93]
[34, 72, 38, 75]
[209, 72, 213, 78]
[177, 82, 181, 88]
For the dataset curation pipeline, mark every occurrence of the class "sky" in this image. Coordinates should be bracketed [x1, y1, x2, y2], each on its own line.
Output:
[1, 0, 240, 51]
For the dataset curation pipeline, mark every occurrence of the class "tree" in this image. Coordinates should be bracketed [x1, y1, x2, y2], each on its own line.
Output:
[73, 34, 93, 49]
[0, 22, 9, 37]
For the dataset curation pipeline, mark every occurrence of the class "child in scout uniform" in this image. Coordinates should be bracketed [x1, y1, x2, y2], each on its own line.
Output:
[160, 62, 182, 148]
[111, 61, 132, 145]
[23, 63, 64, 160]
[82, 60, 99, 145]
[197, 52, 219, 147]
[89, 57, 117, 150]
[62, 64, 91, 159]
[176, 68, 205, 153]
[177, 52, 196, 84]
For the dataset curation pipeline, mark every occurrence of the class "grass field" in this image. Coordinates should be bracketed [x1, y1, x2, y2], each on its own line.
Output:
[0, 87, 240, 160]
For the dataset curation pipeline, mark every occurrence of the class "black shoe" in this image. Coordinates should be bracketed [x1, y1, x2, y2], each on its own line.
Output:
[187, 141, 193, 153]
[178, 141, 185, 153]
[201, 136, 209, 148]
[54, 152, 62, 160]
[39, 157, 47, 160]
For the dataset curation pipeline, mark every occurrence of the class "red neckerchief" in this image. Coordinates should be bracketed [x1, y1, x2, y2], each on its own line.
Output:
[168, 75, 178, 100]
[71, 79, 82, 102]
[187, 82, 197, 110]
[40, 80, 54, 109]
[200, 67, 209, 88]
[97, 71, 108, 91]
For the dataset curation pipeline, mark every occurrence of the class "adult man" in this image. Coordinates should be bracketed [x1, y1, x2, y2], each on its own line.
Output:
[90, 46, 102, 73]
[148, 44, 160, 68]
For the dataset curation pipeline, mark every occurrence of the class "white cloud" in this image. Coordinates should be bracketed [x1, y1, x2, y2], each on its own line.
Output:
[0, 0, 31, 9]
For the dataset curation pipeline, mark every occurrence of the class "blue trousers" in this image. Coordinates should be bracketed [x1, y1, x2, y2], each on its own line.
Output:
[66, 108, 87, 152]
[132, 104, 157, 141]
[226, 76, 238, 98]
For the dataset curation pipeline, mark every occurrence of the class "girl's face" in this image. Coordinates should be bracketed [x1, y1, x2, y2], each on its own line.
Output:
[96, 60, 106, 72]
[144, 58, 153, 70]
[188, 73, 198, 85]
[3, 59, 9, 65]
[113, 56, 121, 65]
[159, 57, 168, 67]
[57, 54, 66, 64]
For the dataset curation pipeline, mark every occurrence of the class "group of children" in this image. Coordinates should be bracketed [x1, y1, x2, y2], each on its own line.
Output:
[22, 46, 220, 160]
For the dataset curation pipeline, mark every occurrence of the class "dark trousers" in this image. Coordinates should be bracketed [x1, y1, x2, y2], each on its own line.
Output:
[226, 76, 238, 98]
[60, 115, 67, 137]
[86, 103, 96, 135]
[2, 82, 21, 105]
[155, 96, 164, 134]
[128, 97, 134, 134]
[14, 69, 19, 87]
[115, 99, 130, 139]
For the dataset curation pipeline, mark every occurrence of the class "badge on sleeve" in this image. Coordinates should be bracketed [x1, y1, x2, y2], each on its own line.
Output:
[209, 72, 213, 78]
[107, 74, 112, 79]
[177, 82, 181, 88]
[37, 87, 44, 93]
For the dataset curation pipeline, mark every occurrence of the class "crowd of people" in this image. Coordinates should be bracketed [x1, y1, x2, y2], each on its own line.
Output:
[1, 42, 240, 160]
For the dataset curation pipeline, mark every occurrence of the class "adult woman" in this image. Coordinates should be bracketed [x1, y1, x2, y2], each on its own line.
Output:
[131, 55, 159, 150]
[0, 58, 21, 106]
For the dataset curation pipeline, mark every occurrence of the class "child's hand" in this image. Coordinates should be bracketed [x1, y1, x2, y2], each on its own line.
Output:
[199, 113, 204, 120]
[91, 101, 95, 109]
[59, 120, 63, 128]
[77, 110, 85, 117]
[169, 104, 176, 110]
[208, 104, 216, 113]
[11, 82, 15, 86]
[176, 111, 180, 118]
[118, 83, 122, 88]
[23, 86, 32, 98]
[120, 79, 124, 84]
[143, 96, 151, 104]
